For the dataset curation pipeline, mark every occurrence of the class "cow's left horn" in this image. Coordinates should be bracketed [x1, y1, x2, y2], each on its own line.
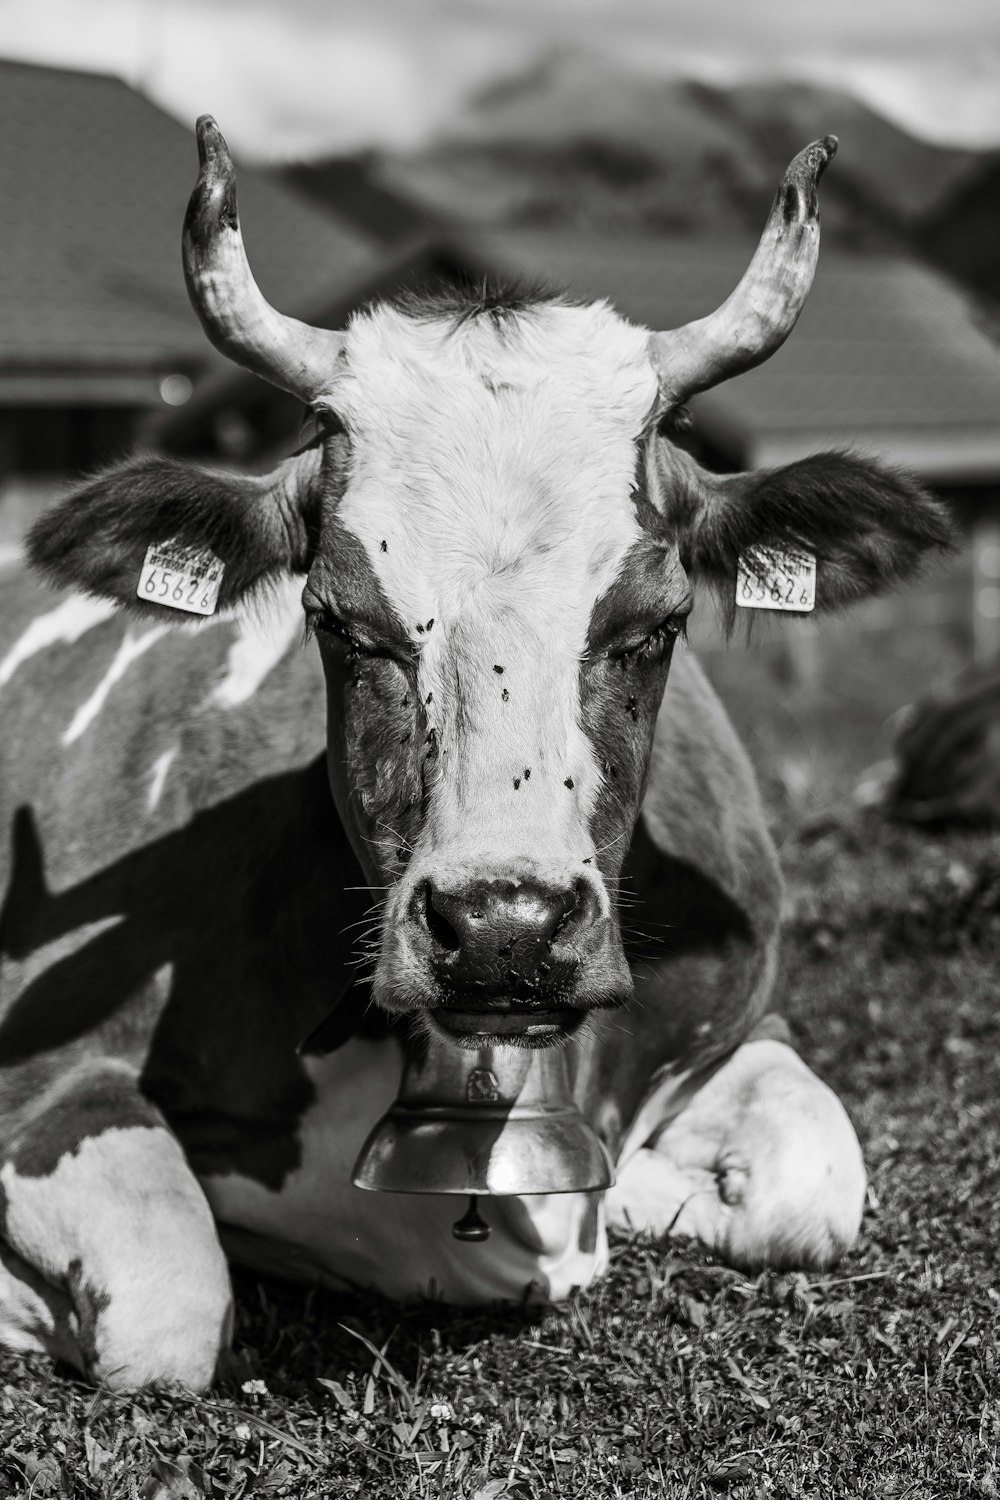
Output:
[650, 136, 837, 405]
[182, 116, 345, 401]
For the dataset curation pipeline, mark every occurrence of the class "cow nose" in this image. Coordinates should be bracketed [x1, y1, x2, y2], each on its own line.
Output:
[421, 879, 591, 981]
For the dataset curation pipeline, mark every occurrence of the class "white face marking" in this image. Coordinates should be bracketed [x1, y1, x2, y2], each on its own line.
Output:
[330, 300, 659, 871]
[205, 574, 304, 710]
[0, 594, 117, 689]
[62, 624, 172, 746]
[147, 745, 180, 812]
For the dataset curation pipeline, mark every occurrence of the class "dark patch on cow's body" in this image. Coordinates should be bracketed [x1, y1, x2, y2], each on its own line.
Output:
[306, 511, 430, 882]
[298, 984, 399, 1056]
[10, 1066, 164, 1178]
[0, 759, 375, 1190]
[577, 440, 695, 880]
[622, 816, 754, 960]
[0, 804, 47, 961]
[577, 813, 772, 1154]
[65, 1257, 111, 1370]
[307, 513, 412, 655]
[579, 531, 688, 879]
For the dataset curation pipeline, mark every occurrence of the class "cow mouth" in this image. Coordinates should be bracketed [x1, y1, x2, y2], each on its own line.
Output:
[431, 1002, 585, 1047]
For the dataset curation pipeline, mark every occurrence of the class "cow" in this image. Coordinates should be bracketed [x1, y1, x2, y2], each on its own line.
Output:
[0, 119, 951, 1392]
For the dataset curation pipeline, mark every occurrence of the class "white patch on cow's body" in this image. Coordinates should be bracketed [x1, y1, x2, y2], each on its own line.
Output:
[202, 1039, 606, 1303]
[147, 745, 179, 812]
[0, 594, 117, 689]
[0, 1120, 231, 1389]
[62, 624, 172, 746]
[328, 300, 660, 897]
[605, 1040, 866, 1268]
[0, 1237, 81, 1367]
[206, 574, 304, 709]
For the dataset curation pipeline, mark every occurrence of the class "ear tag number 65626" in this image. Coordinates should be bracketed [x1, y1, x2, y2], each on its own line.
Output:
[137, 539, 225, 616]
[736, 547, 816, 613]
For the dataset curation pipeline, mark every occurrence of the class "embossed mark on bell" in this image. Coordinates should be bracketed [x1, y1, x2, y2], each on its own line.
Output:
[467, 1068, 501, 1103]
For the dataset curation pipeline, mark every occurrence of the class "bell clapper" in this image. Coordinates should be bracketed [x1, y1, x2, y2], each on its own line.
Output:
[452, 1194, 491, 1242]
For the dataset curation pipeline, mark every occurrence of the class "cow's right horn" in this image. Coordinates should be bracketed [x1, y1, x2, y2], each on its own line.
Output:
[182, 116, 345, 402]
[650, 136, 837, 405]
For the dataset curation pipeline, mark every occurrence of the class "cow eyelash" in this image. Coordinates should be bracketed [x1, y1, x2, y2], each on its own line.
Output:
[306, 608, 416, 668]
[618, 616, 688, 659]
[309, 405, 347, 436]
[305, 609, 365, 651]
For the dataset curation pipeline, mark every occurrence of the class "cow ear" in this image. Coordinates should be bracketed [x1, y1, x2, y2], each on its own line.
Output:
[679, 452, 954, 615]
[26, 448, 324, 616]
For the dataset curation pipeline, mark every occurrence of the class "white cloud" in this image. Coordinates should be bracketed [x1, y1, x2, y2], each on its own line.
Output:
[1, 0, 999, 154]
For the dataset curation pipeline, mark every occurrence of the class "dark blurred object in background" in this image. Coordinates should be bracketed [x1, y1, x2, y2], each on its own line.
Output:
[892, 663, 1000, 826]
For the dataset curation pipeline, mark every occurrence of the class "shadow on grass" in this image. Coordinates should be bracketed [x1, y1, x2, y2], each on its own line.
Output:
[226, 1263, 543, 1405]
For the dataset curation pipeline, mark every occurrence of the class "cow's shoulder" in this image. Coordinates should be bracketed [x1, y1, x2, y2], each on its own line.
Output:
[640, 647, 782, 935]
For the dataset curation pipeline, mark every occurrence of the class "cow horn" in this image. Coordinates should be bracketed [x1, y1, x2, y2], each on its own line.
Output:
[182, 115, 345, 402]
[650, 136, 838, 405]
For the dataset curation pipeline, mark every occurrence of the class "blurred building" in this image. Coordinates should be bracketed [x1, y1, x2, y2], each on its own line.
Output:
[485, 234, 1000, 485]
[0, 58, 474, 543]
[918, 157, 1000, 307]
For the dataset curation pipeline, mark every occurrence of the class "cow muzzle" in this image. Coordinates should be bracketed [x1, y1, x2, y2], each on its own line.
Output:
[399, 870, 629, 1045]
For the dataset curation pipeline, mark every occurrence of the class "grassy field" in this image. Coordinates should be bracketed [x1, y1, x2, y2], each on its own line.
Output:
[2, 548, 999, 1499]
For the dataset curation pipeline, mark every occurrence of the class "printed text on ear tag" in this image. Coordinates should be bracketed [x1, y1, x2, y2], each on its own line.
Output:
[137, 539, 224, 616]
[736, 547, 816, 612]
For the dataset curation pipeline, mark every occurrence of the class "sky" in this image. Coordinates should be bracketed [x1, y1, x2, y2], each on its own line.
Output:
[1, 0, 1000, 159]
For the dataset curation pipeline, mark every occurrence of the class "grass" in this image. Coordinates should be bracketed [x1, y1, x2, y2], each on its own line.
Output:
[2, 547, 999, 1498]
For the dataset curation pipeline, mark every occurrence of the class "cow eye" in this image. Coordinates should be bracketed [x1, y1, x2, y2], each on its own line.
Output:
[306, 607, 414, 667]
[310, 404, 346, 437]
[617, 613, 688, 659]
[307, 608, 365, 651]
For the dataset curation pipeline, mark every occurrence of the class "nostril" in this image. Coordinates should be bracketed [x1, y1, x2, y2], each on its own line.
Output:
[424, 883, 461, 952]
[550, 879, 599, 947]
[575, 876, 597, 914]
[550, 898, 576, 946]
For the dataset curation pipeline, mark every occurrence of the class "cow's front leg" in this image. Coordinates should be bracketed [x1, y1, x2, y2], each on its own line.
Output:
[605, 1040, 865, 1269]
[0, 1060, 232, 1390]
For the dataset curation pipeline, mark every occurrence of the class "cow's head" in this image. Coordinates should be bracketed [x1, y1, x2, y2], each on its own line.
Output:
[29, 119, 951, 1048]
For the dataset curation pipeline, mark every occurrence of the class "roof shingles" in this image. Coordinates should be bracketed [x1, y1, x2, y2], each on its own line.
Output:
[490, 232, 1000, 478]
[0, 59, 375, 381]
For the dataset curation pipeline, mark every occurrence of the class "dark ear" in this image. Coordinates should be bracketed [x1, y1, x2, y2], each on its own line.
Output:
[26, 448, 323, 616]
[681, 451, 954, 614]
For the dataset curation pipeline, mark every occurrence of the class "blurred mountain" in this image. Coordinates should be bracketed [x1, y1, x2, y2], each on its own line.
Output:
[282, 53, 995, 252]
[917, 157, 1000, 303]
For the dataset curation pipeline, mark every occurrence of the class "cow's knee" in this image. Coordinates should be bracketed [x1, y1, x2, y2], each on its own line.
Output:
[607, 1040, 865, 1270]
[1, 1062, 232, 1390]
